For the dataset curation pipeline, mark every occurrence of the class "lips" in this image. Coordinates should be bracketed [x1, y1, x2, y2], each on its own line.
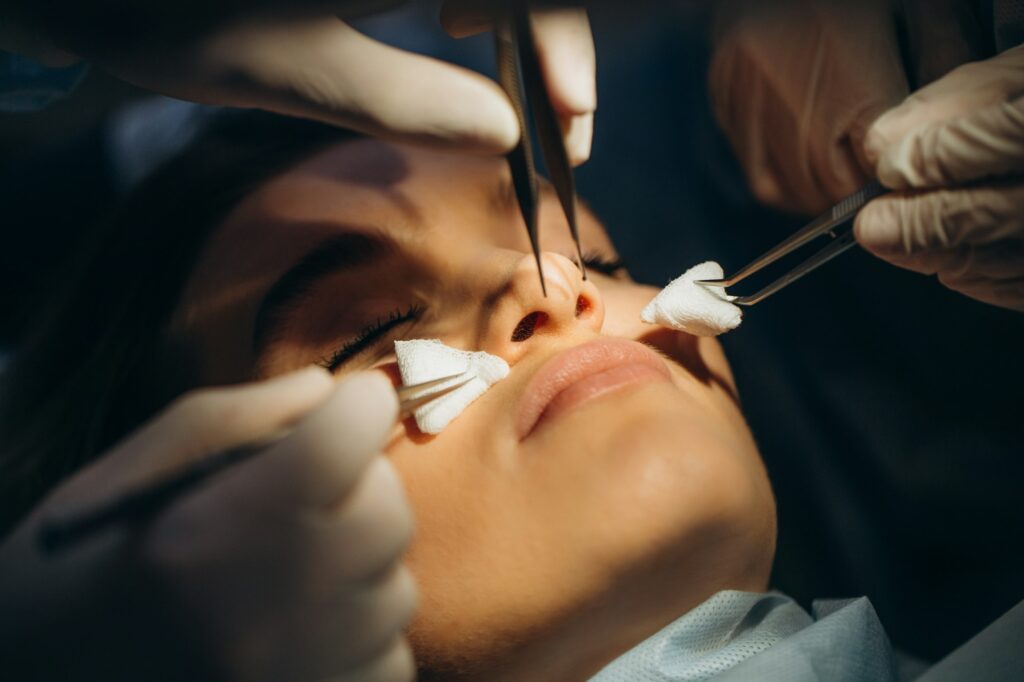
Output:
[516, 338, 673, 439]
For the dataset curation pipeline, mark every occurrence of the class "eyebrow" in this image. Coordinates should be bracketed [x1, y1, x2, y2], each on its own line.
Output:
[253, 230, 397, 354]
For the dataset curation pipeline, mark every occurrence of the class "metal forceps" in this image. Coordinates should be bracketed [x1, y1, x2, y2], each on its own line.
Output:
[37, 373, 473, 554]
[698, 181, 890, 306]
[494, 0, 586, 296]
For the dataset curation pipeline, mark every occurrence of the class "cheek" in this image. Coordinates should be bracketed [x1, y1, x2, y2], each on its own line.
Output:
[597, 281, 660, 339]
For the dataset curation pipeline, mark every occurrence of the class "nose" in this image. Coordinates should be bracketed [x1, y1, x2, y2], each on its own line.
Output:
[482, 252, 604, 362]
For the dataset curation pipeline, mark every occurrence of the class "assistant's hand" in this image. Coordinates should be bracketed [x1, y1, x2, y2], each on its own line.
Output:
[855, 46, 1024, 311]
[0, 368, 416, 681]
[0, 0, 595, 163]
[708, 0, 908, 214]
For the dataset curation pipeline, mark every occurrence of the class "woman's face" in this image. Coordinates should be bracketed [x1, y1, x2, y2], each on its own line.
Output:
[176, 139, 776, 679]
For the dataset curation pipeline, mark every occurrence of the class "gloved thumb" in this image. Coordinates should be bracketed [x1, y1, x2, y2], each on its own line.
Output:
[41, 367, 337, 512]
[316, 371, 399, 461]
[868, 95, 1024, 190]
[863, 45, 1024, 190]
[198, 17, 520, 154]
[855, 183, 1024, 273]
[440, 1, 597, 165]
[225, 370, 400, 510]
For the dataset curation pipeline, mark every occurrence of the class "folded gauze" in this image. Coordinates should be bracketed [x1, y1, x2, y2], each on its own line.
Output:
[641, 261, 742, 337]
[394, 339, 509, 434]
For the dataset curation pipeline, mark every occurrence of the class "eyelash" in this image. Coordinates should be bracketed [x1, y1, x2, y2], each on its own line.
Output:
[321, 304, 423, 372]
[581, 251, 626, 276]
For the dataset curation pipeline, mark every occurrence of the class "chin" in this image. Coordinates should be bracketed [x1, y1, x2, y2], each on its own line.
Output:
[410, 388, 775, 681]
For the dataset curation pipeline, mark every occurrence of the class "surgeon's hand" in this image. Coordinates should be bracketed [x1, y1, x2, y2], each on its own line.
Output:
[0, 0, 595, 163]
[709, 0, 908, 214]
[0, 368, 416, 681]
[441, 1, 596, 164]
[855, 46, 1024, 312]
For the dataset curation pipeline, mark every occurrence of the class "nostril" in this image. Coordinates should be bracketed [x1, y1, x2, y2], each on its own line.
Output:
[511, 311, 548, 342]
[575, 295, 591, 318]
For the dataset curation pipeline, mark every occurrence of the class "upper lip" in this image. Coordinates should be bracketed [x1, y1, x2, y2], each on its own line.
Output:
[515, 338, 672, 439]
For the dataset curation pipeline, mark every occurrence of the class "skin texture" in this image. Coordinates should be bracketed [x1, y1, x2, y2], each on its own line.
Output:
[173, 139, 777, 680]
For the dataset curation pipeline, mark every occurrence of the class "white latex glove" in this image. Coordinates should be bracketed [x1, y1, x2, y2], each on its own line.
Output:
[442, 1, 597, 164]
[0, 369, 416, 682]
[855, 46, 1024, 312]
[708, 0, 909, 214]
[0, 0, 596, 163]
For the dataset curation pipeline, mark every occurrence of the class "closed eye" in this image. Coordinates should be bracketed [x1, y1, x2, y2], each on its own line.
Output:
[581, 251, 626, 277]
[320, 304, 424, 372]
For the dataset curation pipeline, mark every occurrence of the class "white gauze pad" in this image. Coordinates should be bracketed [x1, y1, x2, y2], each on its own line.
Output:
[641, 261, 743, 337]
[394, 339, 509, 435]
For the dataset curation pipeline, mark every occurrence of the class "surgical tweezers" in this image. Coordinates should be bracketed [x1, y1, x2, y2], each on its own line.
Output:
[698, 181, 890, 306]
[37, 373, 473, 554]
[495, 0, 586, 296]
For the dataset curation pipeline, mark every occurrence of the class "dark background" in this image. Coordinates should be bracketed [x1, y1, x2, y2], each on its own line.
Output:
[2, 3, 1022, 663]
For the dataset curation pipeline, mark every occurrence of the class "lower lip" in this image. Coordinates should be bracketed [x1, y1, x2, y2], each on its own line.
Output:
[535, 362, 671, 433]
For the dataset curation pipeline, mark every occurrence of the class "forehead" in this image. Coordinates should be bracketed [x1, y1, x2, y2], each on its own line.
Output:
[199, 138, 610, 285]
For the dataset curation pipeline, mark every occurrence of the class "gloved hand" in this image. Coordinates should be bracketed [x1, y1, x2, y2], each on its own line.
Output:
[0, 0, 595, 164]
[441, 1, 596, 164]
[0, 368, 416, 681]
[708, 0, 909, 214]
[855, 46, 1024, 312]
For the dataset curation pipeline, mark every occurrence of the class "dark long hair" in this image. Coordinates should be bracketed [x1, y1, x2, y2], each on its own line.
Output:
[0, 112, 351, 534]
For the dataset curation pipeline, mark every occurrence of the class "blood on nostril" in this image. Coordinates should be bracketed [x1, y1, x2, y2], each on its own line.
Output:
[575, 296, 591, 317]
[511, 311, 548, 342]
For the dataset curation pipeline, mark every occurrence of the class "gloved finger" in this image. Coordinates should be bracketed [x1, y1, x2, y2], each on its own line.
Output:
[227, 371, 398, 510]
[855, 183, 1024, 260]
[869, 240, 1024, 281]
[153, 367, 336, 462]
[863, 45, 1024, 184]
[331, 636, 415, 682]
[442, 3, 597, 165]
[873, 96, 1024, 189]
[531, 7, 596, 165]
[330, 567, 418, 666]
[60, 367, 335, 501]
[316, 456, 414, 582]
[529, 7, 596, 117]
[560, 110, 594, 166]
[442, 2, 598, 118]
[201, 17, 519, 154]
[271, 566, 416, 681]
[875, 247, 964, 276]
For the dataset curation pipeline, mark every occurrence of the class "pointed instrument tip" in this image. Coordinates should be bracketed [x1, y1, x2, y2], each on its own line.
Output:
[533, 249, 548, 297]
[574, 241, 587, 281]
